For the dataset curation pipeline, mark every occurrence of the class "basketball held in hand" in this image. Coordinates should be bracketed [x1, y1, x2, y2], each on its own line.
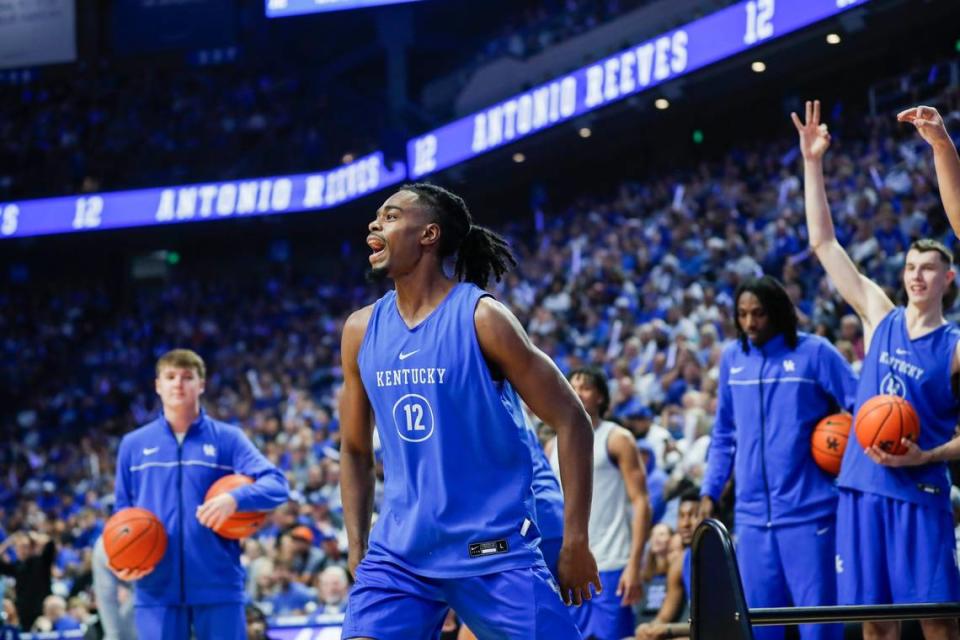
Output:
[811, 412, 851, 476]
[205, 474, 267, 540]
[103, 507, 167, 572]
[854, 395, 920, 455]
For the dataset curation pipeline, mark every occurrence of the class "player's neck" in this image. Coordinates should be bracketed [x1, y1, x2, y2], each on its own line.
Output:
[904, 301, 946, 335]
[393, 268, 455, 326]
[163, 405, 200, 433]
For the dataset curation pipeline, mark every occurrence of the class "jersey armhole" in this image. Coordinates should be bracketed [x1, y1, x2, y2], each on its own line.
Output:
[473, 293, 506, 383]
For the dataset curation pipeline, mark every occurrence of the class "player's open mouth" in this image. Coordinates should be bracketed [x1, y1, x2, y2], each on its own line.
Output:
[367, 236, 386, 261]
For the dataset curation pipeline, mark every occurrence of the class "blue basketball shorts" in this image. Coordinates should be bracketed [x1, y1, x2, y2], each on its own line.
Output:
[569, 567, 634, 640]
[342, 557, 582, 640]
[836, 489, 960, 604]
[736, 517, 842, 640]
[133, 603, 245, 640]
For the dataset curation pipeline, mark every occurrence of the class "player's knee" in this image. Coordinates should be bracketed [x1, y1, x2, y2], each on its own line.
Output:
[919, 618, 960, 640]
[862, 621, 899, 640]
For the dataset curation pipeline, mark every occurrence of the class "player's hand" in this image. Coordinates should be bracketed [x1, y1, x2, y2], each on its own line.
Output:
[699, 495, 714, 519]
[865, 438, 930, 467]
[616, 561, 644, 606]
[557, 539, 601, 606]
[791, 100, 832, 161]
[897, 105, 952, 150]
[196, 492, 238, 530]
[108, 564, 154, 582]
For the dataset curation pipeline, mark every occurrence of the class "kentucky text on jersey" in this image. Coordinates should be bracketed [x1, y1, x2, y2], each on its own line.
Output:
[877, 351, 925, 380]
[375, 367, 447, 387]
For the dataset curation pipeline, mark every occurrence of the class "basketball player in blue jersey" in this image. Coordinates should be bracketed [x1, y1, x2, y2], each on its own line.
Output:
[338, 183, 600, 639]
[700, 275, 857, 640]
[795, 100, 960, 640]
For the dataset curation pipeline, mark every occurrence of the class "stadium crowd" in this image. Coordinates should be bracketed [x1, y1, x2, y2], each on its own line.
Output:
[3, 79, 960, 636]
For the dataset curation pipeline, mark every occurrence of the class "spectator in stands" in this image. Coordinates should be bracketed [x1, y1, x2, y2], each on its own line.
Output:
[0, 530, 55, 630]
[285, 525, 325, 584]
[634, 490, 702, 640]
[38, 595, 82, 632]
[636, 523, 673, 624]
[315, 565, 350, 614]
[267, 558, 316, 616]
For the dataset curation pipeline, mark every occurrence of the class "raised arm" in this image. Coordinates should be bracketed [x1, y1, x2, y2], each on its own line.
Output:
[474, 296, 601, 606]
[609, 427, 651, 606]
[337, 306, 376, 577]
[898, 105, 960, 236]
[792, 100, 894, 342]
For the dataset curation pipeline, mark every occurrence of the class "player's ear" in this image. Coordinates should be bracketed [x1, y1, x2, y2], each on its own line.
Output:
[422, 222, 441, 248]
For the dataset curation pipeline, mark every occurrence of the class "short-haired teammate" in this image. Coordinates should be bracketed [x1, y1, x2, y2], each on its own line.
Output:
[795, 100, 960, 640]
[113, 349, 289, 640]
[547, 367, 651, 640]
[339, 184, 600, 639]
[700, 275, 857, 640]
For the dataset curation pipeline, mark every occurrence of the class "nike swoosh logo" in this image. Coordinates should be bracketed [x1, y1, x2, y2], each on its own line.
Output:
[143, 447, 159, 456]
[399, 349, 420, 361]
[895, 349, 909, 356]
[816, 527, 830, 536]
[730, 367, 745, 374]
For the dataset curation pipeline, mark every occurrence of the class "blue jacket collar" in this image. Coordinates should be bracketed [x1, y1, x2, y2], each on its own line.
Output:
[159, 407, 207, 439]
[748, 332, 787, 354]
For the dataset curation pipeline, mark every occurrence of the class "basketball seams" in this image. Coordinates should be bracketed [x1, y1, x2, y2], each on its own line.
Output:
[855, 403, 893, 448]
[105, 513, 166, 571]
[105, 516, 159, 560]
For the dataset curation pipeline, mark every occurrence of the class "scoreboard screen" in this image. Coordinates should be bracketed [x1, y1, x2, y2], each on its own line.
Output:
[266, 0, 424, 18]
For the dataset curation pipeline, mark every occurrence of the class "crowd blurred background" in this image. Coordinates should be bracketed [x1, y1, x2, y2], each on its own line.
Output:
[2, 0, 960, 637]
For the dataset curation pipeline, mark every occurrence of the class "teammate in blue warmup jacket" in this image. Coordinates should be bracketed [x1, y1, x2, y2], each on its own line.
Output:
[338, 183, 600, 640]
[700, 275, 858, 640]
[796, 100, 960, 640]
[112, 349, 289, 640]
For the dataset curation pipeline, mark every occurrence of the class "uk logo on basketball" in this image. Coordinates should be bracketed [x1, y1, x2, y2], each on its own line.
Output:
[879, 373, 906, 398]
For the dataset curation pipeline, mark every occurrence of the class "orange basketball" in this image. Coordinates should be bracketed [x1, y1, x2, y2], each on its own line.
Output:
[811, 413, 851, 475]
[205, 474, 267, 540]
[103, 507, 167, 572]
[854, 395, 920, 455]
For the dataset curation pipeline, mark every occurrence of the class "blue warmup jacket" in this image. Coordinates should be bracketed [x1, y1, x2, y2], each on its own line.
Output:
[115, 411, 289, 606]
[701, 333, 858, 527]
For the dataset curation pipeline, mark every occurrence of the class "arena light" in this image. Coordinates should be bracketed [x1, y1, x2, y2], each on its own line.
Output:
[655, 98, 670, 110]
[692, 129, 705, 144]
[578, 127, 592, 138]
[342, 153, 355, 164]
[751, 61, 766, 73]
[826, 33, 842, 45]
[512, 152, 526, 163]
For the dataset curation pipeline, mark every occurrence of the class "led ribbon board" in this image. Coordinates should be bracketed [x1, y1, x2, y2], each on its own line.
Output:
[266, 0, 423, 18]
[407, 0, 870, 178]
[0, 153, 405, 240]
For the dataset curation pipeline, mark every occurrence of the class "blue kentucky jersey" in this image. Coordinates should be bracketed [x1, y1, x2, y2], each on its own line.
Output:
[838, 308, 960, 510]
[357, 283, 541, 578]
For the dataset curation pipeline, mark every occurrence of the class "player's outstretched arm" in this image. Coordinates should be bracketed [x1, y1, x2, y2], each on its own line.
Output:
[898, 106, 960, 237]
[338, 306, 376, 577]
[792, 100, 894, 340]
[474, 297, 601, 606]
